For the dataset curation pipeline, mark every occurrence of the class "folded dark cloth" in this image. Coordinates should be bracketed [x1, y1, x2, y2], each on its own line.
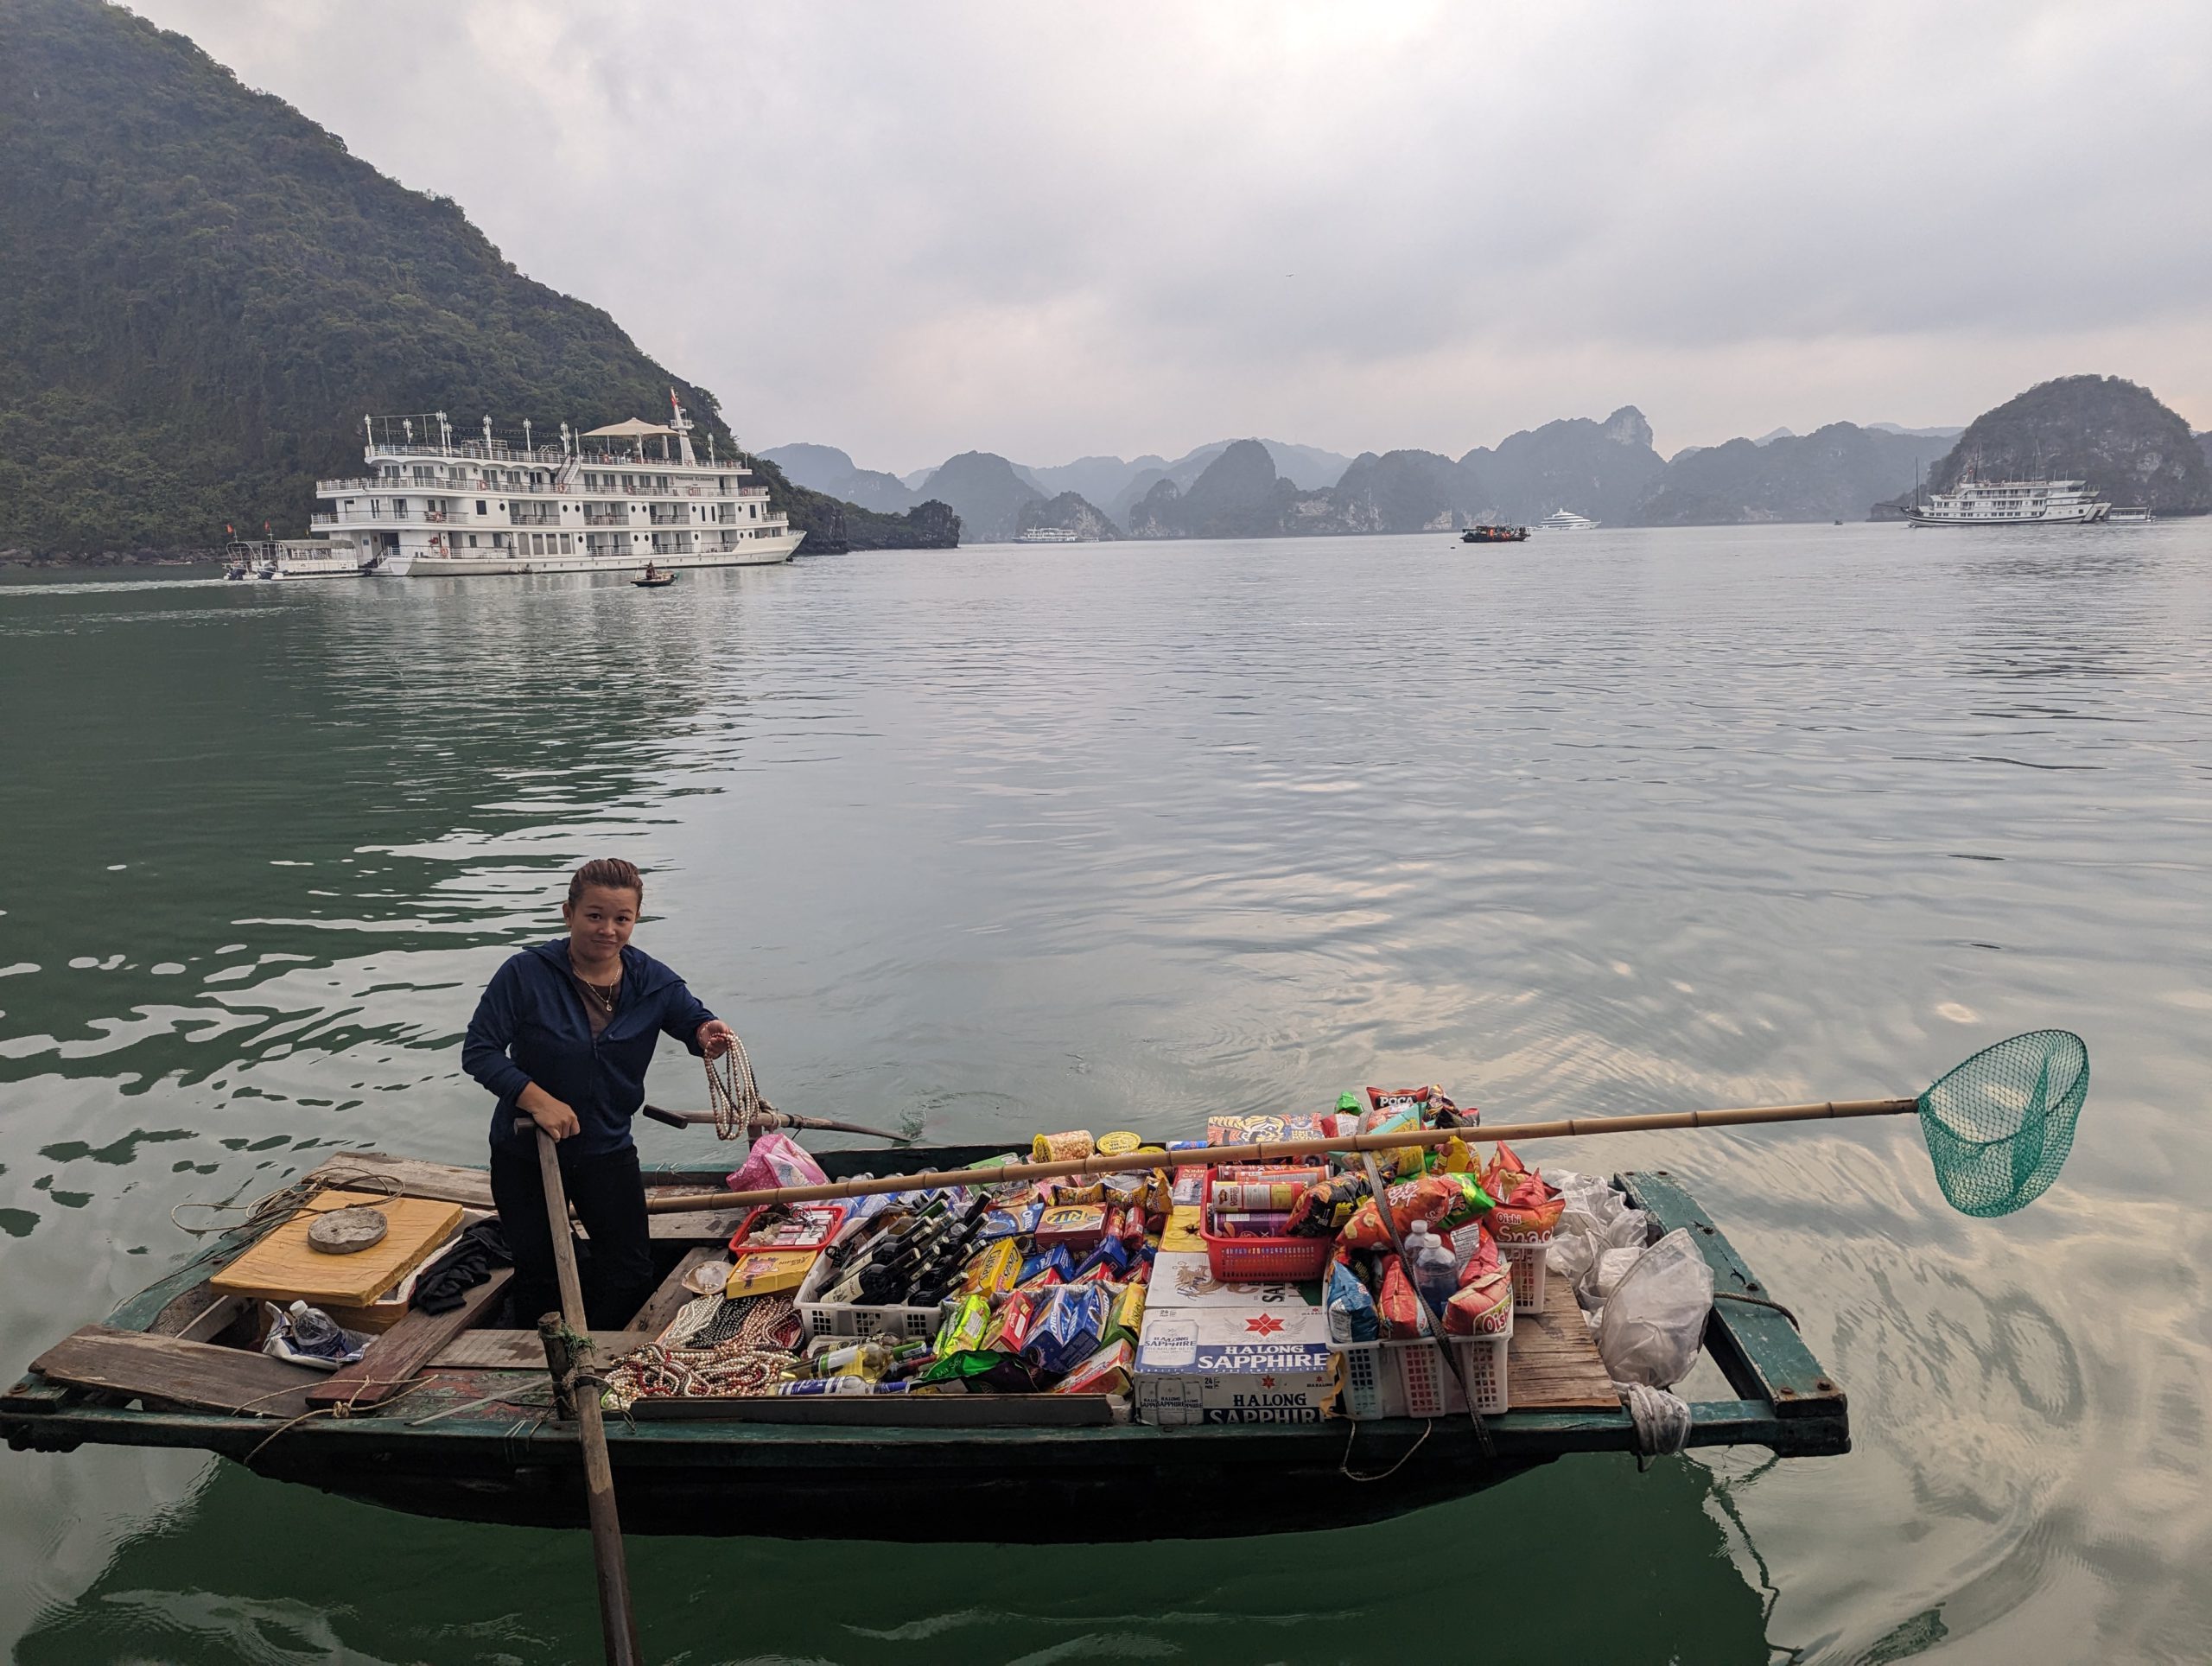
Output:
[410, 1218, 513, 1314]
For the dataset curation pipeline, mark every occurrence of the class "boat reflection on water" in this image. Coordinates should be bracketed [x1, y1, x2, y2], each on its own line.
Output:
[14, 1449, 1795, 1663]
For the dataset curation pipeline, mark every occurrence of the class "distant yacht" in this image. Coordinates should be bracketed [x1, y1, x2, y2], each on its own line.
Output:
[1906, 474, 2110, 527]
[290, 394, 803, 577]
[1535, 508, 1598, 531]
[2107, 506, 2153, 525]
[222, 535, 373, 581]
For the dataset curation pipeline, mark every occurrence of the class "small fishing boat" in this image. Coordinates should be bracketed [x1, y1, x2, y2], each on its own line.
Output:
[0, 1141, 1847, 1540]
[1461, 525, 1529, 543]
[632, 565, 677, 588]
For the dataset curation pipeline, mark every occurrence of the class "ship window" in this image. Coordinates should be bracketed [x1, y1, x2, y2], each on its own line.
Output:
[477, 501, 487, 515]
[467, 535, 478, 548]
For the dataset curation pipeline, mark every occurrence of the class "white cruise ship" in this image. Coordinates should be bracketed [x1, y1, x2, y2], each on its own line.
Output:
[1907, 475, 2110, 527]
[1535, 508, 1598, 531]
[299, 396, 804, 577]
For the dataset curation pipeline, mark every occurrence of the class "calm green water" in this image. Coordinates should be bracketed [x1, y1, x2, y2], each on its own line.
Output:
[2, 526, 2209, 1664]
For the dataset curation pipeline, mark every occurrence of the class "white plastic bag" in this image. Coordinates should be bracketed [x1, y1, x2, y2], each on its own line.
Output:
[1595, 1228, 1714, 1389]
[1582, 1244, 1645, 1307]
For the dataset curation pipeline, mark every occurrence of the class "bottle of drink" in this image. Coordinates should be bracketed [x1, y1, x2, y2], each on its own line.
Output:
[1407, 1224, 1458, 1315]
[286, 1299, 345, 1358]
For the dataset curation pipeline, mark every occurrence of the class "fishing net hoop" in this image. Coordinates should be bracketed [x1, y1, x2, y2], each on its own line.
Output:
[1916, 1028, 2087, 1218]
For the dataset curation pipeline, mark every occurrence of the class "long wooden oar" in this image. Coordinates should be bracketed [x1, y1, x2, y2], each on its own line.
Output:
[526, 1122, 640, 1666]
[639, 1103, 910, 1142]
[645, 1096, 1916, 1217]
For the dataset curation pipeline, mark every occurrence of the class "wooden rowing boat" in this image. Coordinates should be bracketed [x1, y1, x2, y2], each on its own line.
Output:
[0, 1144, 1847, 1540]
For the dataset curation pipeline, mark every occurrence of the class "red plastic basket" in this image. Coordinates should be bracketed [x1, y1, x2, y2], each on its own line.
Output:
[1198, 1173, 1334, 1281]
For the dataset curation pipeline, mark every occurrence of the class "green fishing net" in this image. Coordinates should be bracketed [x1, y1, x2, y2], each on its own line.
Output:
[1916, 1029, 2087, 1217]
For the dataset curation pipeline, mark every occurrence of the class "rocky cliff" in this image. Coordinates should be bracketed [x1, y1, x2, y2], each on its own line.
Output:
[1635, 423, 1944, 525]
[1923, 375, 2209, 513]
[1459, 407, 1667, 526]
[1125, 440, 1325, 538]
[920, 452, 1046, 543]
[1014, 493, 1121, 541]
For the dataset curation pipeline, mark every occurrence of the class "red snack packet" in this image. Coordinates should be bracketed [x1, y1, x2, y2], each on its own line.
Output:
[1445, 1269, 1514, 1335]
[1482, 1141, 1565, 1244]
[1377, 1258, 1425, 1340]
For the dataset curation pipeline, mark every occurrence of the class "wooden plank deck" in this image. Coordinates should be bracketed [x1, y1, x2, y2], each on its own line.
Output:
[304, 1269, 513, 1409]
[1504, 1270, 1618, 1411]
[429, 1328, 639, 1370]
[29, 1326, 321, 1419]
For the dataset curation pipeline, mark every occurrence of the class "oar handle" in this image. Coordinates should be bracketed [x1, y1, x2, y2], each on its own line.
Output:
[642, 1096, 1921, 1218]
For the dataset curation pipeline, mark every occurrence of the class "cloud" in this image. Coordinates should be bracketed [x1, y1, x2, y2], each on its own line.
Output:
[131, 0, 2212, 468]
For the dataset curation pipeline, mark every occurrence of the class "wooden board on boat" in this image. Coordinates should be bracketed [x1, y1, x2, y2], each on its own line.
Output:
[29, 1325, 321, 1418]
[211, 1191, 464, 1307]
[1504, 1274, 1618, 1410]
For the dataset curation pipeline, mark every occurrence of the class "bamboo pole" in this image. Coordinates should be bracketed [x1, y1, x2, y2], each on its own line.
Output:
[644, 1095, 1920, 1218]
[529, 1125, 641, 1666]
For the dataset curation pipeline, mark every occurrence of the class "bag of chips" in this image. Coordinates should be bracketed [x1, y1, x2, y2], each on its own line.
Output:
[933, 1294, 993, 1360]
[1023, 1283, 1110, 1374]
[1286, 1171, 1371, 1237]
[1377, 1259, 1425, 1340]
[1445, 1269, 1514, 1335]
[1483, 1141, 1565, 1245]
[1326, 1261, 1379, 1343]
[1341, 1173, 1495, 1249]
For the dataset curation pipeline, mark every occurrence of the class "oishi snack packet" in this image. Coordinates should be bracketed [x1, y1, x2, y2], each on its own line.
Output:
[1482, 1141, 1565, 1245]
[1341, 1173, 1495, 1249]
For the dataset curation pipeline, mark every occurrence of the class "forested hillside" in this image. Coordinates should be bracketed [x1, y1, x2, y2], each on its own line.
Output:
[0, 0, 951, 556]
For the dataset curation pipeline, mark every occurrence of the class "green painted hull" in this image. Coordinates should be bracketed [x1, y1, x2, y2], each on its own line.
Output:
[2, 1154, 1847, 1539]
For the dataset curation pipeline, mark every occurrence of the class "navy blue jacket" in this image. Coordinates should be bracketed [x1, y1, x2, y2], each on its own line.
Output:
[463, 939, 717, 1159]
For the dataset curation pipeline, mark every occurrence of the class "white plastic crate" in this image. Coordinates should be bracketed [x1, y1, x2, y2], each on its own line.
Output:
[792, 1255, 947, 1342]
[1330, 1316, 1510, 1420]
[1499, 1232, 1553, 1313]
[1393, 1332, 1510, 1417]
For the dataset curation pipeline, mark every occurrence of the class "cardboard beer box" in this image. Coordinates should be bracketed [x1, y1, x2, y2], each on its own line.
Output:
[1160, 1205, 1206, 1254]
[1134, 1251, 1335, 1424]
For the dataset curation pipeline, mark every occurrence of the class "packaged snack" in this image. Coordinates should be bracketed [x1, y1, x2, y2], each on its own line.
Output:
[1034, 1203, 1109, 1253]
[725, 1249, 819, 1298]
[1054, 1180, 1107, 1206]
[1095, 1131, 1145, 1157]
[1024, 1283, 1111, 1373]
[1286, 1171, 1371, 1237]
[962, 1238, 1024, 1300]
[1100, 1174, 1147, 1209]
[1032, 1129, 1095, 1164]
[1445, 1269, 1515, 1335]
[730, 1201, 848, 1252]
[1341, 1173, 1495, 1249]
[1104, 1279, 1147, 1345]
[1212, 1175, 1320, 1211]
[1325, 1261, 1379, 1343]
[1357, 1104, 1427, 1180]
[1482, 1141, 1566, 1244]
[1052, 1338, 1135, 1396]
[934, 1294, 993, 1359]
[1171, 1166, 1209, 1207]
[1074, 1235, 1132, 1281]
[1452, 1221, 1503, 1281]
[1160, 1205, 1206, 1252]
[982, 1289, 1042, 1353]
[1376, 1259, 1425, 1340]
[1207, 1112, 1338, 1147]
[978, 1200, 1043, 1243]
[1364, 1084, 1455, 1120]
[1019, 1244, 1077, 1285]
[1213, 1211, 1294, 1237]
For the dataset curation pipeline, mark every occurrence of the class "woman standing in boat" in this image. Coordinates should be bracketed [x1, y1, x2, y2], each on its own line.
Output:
[463, 858, 734, 1327]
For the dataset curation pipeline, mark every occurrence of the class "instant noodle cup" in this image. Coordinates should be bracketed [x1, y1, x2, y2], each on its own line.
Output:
[1095, 1131, 1145, 1157]
[1032, 1129, 1096, 1164]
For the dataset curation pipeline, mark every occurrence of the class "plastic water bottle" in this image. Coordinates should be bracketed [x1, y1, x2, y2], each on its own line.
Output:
[286, 1300, 346, 1358]
[1408, 1224, 1458, 1315]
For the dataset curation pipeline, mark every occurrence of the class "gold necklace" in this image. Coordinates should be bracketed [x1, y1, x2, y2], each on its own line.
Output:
[569, 955, 621, 1014]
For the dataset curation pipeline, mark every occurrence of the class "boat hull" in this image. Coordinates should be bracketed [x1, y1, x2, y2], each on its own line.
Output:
[386, 534, 804, 577]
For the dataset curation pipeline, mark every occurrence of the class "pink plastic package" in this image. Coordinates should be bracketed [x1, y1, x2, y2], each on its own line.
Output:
[725, 1132, 827, 1193]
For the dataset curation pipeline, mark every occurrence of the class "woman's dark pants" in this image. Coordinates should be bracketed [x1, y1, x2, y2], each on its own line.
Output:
[487, 1141, 656, 1329]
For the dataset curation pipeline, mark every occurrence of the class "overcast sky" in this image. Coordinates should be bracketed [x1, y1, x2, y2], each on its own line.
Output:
[135, 0, 2212, 472]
